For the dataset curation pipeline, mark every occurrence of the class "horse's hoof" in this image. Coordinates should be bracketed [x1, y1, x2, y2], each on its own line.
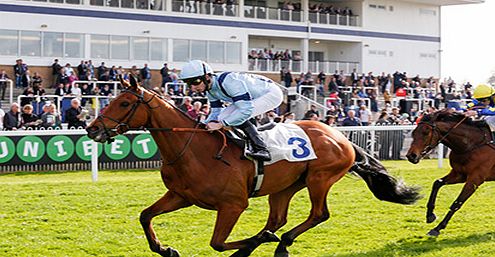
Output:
[274, 245, 289, 257]
[426, 213, 437, 223]
[230, 248, 251, 257]
[274, 251, 289, 257]
[427, 229, 440, 237]
[261, 230, 281, 243]
[161, 247, 180, 257]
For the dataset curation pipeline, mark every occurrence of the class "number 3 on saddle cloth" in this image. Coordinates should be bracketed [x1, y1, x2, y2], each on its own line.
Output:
[226, 123, 318, 197]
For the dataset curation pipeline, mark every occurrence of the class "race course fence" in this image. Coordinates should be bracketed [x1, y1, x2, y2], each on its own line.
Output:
[0, 125, 444, 173]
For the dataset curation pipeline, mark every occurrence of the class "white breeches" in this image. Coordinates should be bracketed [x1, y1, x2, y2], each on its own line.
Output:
[485, 116, 495, 131]
[218, 86, 284, 123]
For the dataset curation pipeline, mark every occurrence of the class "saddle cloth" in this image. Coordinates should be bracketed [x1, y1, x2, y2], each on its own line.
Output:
[260, 123, 317, 165]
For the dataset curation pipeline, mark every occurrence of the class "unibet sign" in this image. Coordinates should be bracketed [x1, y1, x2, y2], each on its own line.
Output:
[0, 134, 159, 164]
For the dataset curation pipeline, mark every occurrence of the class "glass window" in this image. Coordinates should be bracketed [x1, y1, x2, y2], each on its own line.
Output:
[0, 30, 18, 56]
[43, 32, 63, 57]
[111, 35, 130, 60]
[91, 34, 110, 59]
[191, 40, 207, 60]
[208, 41, 224, 63]
[65, 33, 84, 58]
[150, 38, 167, 61]
[20, 31, 41, 57]
[65, 0, 81, 4]
[133, 37, 149, 60]
[173, 39, 189, 62]
[226, 42, 241, 64]
[121, 0, 134, 8]
[90, 0, 104, 6]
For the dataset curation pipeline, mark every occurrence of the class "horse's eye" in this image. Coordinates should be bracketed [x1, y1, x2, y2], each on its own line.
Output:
[121, 102, 130, 107]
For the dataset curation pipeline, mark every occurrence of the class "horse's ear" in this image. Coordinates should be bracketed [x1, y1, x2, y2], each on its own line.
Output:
[129, 75, 139, 89]
[118, 74, 131, 88]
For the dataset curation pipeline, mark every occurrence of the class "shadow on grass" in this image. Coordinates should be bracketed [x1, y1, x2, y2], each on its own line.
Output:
[324, 232, 495, 257]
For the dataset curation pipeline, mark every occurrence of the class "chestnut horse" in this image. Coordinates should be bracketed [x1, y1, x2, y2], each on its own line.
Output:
[86, 77, 420, 257]
[407, 109, 495, 236]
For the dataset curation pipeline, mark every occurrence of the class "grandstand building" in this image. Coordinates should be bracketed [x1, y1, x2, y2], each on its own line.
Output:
[0, 0, 483, 80]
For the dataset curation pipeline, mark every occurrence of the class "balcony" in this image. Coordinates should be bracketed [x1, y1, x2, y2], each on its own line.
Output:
[172, 0, 238, 17]
[248, 59, 302, 73]
[244, 6, 302, 22]
[308, 61, 360, 74]
[308, 12, 359, 27]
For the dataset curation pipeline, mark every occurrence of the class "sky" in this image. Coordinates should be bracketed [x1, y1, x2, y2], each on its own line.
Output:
[441, 0, 495, 85]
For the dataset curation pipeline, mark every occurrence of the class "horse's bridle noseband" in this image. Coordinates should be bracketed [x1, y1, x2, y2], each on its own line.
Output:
[417, 116, 468, 158]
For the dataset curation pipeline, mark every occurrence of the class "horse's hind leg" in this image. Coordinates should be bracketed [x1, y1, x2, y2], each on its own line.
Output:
[275, 171, 343, 257]
[140, 191, 191, 257]
[427, 176, 483, 237]
[426, 171, 465, 223]
[230, 180, 306, 257]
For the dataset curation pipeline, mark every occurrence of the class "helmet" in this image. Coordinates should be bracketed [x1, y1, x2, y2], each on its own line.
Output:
[473, 84, 495, 99]
[180, 60, 213, 80]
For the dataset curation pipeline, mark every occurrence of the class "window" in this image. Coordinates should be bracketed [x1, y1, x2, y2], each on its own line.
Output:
[151, 38, 167, 61]
[111, 35, 130, 59]
[308, 51, 324, 61]
[43, 32, 63, 57]
[133, 37, 149, 60]
[173, 39, 189, 62]
[191, 40, 207, 60]
[0, 30, 18, 56]
[208, 41, 224, 63]
[65, 33, 84, 58]
[91, 34, 110, 59]
[226, 42, 241, 64]
[20, 31, 41, 57]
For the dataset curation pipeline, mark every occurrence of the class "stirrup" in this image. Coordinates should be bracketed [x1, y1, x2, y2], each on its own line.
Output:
[247, 149, 272, 162]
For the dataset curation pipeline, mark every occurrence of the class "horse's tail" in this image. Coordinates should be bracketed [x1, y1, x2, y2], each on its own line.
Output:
[349, 143, 422, 205]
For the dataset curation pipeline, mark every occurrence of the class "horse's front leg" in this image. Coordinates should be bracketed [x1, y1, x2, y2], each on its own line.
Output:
[209, 204, 251, 254]
[426, 172, 465, 223]
[427, 178, 482, 236]
[140, 191, 192, 257]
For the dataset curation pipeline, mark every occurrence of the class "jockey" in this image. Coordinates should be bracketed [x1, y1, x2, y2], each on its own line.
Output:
[180, 60, 284, 161]
[465, 84, 495, 139]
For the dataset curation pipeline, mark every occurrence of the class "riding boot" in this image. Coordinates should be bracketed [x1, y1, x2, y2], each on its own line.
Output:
[237, 120, 272, 162]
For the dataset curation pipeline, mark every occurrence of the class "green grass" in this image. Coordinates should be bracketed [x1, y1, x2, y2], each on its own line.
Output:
[2, 160, 495, 257]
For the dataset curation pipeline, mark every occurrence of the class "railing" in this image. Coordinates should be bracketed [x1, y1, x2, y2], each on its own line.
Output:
[0, 79, 14, 105]
[72, 80, 120, 94]
[244, 6, 302, 22]
[16, 0, 83, 4]
[172, 0, 238, 16]
[308, 61, 360, 74]
[89, 0, 166, 11]
[248, 59, 302, 73]
[308, 12, 359, 27]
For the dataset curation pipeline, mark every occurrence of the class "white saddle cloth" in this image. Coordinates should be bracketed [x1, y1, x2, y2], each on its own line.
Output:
[260, 123, 317, 165]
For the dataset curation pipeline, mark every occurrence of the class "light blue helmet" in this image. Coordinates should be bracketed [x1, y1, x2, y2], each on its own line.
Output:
[180, 60, 213, 80]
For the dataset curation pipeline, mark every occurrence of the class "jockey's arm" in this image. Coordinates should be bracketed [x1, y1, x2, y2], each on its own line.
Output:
[219, 78, 254, 127]
[203, 97, 223, 124]
[477, 106, 495, 116]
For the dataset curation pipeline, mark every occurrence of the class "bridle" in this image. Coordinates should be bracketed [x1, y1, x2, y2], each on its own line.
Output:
[416, 116, 468, 158]
[94, 88, 228, 166]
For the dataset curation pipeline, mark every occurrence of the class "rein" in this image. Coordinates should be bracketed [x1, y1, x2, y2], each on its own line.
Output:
[97, 88, 229, 166]
[418, 115, 468, 158]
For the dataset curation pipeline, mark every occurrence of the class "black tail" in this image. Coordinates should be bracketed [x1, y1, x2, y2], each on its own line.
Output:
[349, 143, 422, 205]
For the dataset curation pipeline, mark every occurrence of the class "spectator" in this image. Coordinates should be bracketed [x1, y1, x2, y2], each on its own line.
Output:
[0, 70, 9, 100]
[342, 109, 361, 126]
[303, 104, 319, 119]
[3, 102, 21, 130]
[71, 83, 82, 97]
[187, 101, 203, 120]
[282, 112, 295, 123]
[161, 63, 171, 87]
[20, 104, 40, 130]
[41, 104, 62, 129]
[51, 59, 62, 87]
[98, 62, 107, 80]
[21, 70, 32, 88]
[32, 72, 42, 87]
[358, 105, 372, 126]
[20, 86, 35, 107]
[140, 63, 152, 89]
[284, 69, 293, 88]
[64, 63, 75, 77]
[55, 83, 67, 97]
[99, 84, 113, 107]
[317, 71, 326, 85]
[13, 59, 28, 88]
[324, 115, 337, 126]
[66, 98, 87, 129]
[179, 96, 193, 113]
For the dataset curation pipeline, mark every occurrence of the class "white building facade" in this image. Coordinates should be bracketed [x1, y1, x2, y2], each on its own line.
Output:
[0, 0, 483, 77]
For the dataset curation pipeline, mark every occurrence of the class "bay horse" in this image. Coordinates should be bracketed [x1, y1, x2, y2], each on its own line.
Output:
[406, 109, 495, 236]
[86, 76, 420, 257]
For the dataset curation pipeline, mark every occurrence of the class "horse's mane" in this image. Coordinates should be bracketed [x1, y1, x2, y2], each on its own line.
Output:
[422, 109, 487, 128]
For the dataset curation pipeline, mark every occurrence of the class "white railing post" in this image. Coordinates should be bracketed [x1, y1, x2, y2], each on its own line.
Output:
[438, 143, 444, 168]
[289, 10, 292, 21]
[91, 141, 98, 182]
[336, 14, 340, 25]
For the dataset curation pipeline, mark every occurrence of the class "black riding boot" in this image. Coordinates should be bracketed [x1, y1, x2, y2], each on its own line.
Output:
[237, 121, 271, 161]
